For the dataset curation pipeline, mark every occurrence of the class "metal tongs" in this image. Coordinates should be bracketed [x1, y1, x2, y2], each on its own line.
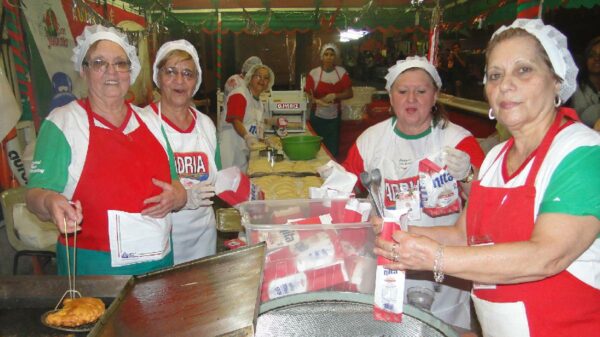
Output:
[53, 218, 81, 309]
[360, 169, 385, 218]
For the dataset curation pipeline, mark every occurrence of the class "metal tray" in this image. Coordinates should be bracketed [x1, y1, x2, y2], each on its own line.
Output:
[88, 243, 266, 337]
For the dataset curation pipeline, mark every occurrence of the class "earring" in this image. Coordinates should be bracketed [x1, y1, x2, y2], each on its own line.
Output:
[488, 108, 495, 120]
[431, 105, 438, 113]
[554, 96, 562, 107]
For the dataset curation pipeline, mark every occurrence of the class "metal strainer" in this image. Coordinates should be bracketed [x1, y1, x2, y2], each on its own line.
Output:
[256, 292, 459, 337]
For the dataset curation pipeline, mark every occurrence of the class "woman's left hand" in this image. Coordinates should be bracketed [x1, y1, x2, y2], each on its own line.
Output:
[374, 230, 438, 271]
[142, 178, 186, 218]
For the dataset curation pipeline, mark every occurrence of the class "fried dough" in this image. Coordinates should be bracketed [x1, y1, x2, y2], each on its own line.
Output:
[45, 297, 105, 327]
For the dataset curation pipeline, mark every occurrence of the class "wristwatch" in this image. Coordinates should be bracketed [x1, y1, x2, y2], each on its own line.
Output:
[460, 166, 475, 183]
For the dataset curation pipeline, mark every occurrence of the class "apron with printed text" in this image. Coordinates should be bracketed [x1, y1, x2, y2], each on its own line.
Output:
[151, 103, 217, 264]
[466, 109, 600, 337]
[58, 99, 173, 274]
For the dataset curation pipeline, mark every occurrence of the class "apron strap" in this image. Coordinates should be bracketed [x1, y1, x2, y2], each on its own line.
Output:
[524, 110, 566, 186]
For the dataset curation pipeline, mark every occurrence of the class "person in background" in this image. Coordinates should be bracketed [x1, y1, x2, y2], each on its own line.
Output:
[26, 25, 187, 275]
[343, 56, 485, 330]
[571, 36, 600, 129]
[305, 43, 353, 158]
[144, 40, 220, 264]
[219, 64, 274, 171]
[375, 19, 599, 336]
[447, 42, 467, 97]
[223, 56, 262, 101]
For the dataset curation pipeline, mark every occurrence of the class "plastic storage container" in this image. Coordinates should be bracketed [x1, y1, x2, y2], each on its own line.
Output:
[239, 198, 377, 302]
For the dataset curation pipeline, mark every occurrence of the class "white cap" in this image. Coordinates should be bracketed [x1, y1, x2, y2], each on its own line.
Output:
[385, 56, 442, 92]
[487, 18, 578, 102]
[241, 56, 262, 75]
[72, 25, 140, 85]
[320, 43, 340, 59]
[244, 63, 275, 90]
[153, 39, 202, 95]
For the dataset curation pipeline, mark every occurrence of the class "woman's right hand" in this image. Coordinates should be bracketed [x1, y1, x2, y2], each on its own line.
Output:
[43, 193, 83, 234]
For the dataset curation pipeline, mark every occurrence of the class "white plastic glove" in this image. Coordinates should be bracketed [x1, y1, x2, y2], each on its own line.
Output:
[443, 146, 471, 181]
[322, 93, 337, 103]
[184, 181, 216, 210]
[244, 133, 259, 149]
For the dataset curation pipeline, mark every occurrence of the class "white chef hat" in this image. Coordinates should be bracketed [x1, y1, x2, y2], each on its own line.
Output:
[72, 25, 141, 85]
[320, 43, 340, 59]
[152, 39, 203, 95]
[385, 56, 442, 92]
[244, 63, 275, 90]
[241, 56, 262, 75]
[486, 18, 578, 102]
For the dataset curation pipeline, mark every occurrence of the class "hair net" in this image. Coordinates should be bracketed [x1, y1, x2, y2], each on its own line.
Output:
[320, 43, 340, 59]
[72, 24, 141, 85]
[244, 63, 275, 91]
[241, 56, 262, 75]
[153, 39, 203, 95]
[487, 18, 578, 102]
[385, 56, 442, 92]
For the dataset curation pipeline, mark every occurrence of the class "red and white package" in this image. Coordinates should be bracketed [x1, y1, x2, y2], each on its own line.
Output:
[418, 158, 460, 218]
[263, 262, 348, 301]
[289, 231, 344, 272]
[271, 206, 304, 224]
[345, 254, 377, 293]
[223, 238, 247, 250]
[373, 216, 406, 323]
[215, 166, 264, 207]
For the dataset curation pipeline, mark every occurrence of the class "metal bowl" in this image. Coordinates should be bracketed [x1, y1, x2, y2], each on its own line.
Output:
[257, 292, 460, 337]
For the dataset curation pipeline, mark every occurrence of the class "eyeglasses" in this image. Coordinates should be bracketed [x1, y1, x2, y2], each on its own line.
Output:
[161, 67, 197, 80]
[83, 58, 132, 73]
[252, 74, 270, 81]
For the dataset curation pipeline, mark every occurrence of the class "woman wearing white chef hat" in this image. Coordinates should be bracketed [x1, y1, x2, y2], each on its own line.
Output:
[223, 56, 262, 101]
[143, 39, 221, 264]
[26, 25, 187, 275]
[304, 43, 354, 158]
[342, 55, 485, 330]
[219, 63, 275, 171]
[375, 19, 600, 336]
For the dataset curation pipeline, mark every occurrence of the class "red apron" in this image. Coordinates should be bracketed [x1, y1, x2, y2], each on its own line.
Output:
[313, 68, 344, 98]
[466, 108, 600, 336]
[60, 99, 171, 252]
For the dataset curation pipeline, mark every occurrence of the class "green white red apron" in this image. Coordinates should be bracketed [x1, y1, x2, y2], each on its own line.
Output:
[59, 99, 172, 271]
[466, 109, 600, 336]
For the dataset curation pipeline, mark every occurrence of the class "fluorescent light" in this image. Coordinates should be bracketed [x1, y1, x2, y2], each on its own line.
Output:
[340, 29, 369, 42]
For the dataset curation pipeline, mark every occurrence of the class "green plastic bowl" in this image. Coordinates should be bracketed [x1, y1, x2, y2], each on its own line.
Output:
[281, 135, 323, 160]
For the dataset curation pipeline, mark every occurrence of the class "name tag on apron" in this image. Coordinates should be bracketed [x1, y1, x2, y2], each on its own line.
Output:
[108, 210, 172, 267]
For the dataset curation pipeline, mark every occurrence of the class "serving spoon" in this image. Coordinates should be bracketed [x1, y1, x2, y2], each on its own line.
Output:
[360, 171, 384, 218]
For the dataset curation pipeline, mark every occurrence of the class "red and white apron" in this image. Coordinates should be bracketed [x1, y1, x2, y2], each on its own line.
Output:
[61, 99, 172, 267]
[219, 86, 263, 171]
[311, 68, 344, 119]
[149, 103, 217, 264]
[467, 109, 600, 336]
